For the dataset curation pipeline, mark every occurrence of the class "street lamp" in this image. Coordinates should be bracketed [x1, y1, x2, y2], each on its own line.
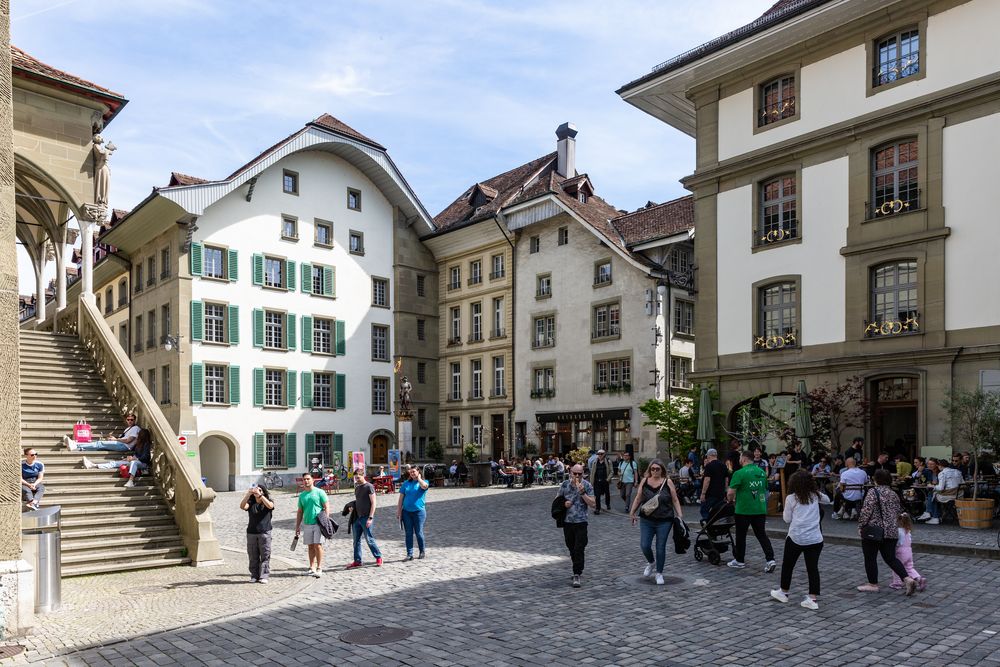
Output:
[163, 334, 182, 352]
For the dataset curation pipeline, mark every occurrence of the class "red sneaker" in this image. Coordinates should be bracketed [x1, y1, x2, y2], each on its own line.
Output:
[345, 561, 362, 570]
[375, 557, 383, 567]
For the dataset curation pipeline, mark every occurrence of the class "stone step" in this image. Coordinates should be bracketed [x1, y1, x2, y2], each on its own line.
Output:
[62, 556, 191, 578]
[61, 534, 184, 554]
[19, 385, 112, 398]
[19, 365, 99, 379]
[42, 477, 155, 490]
[61, 546, 189, 571]
[20, 401, 117, 413]
[19, 375, 106, 388]
[60, 514, 178, 531]
[61, 523, 181, 541]
[58, 504, 171, 521]
[41, 488, 164, 505]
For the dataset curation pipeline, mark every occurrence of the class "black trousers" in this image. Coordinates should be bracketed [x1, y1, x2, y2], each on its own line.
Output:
[562, 522, 588, 575]
[734, 514, 774, 563]
[862, 537, 909, 584]
[780, 537, 823, 595]
[594, 480, 611, 510]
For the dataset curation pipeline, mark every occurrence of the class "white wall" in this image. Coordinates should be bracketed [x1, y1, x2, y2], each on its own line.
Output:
[716, 157, 849, 355]
[190, 150, 395, 482]
[719, 0, 1000, 160]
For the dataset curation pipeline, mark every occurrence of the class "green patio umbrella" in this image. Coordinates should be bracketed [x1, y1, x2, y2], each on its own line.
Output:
[794, 379, 814, 455]
[696, 386, 716, 452]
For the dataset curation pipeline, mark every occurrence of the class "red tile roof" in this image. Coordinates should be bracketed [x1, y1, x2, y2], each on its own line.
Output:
[11, 45, 127, 124]
[309, 113, 384, 150]
[168, 172, 209, 187]
[611, 195, 694, 246]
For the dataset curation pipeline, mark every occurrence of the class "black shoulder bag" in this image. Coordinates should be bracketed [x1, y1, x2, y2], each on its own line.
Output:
[860, 488, 885, 543]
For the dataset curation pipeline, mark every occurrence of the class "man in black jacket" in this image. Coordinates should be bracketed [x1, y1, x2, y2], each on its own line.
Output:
[588, 450, 613, 514]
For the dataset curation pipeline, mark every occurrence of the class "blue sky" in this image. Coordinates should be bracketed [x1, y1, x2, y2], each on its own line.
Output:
[14, 0, 773, 291]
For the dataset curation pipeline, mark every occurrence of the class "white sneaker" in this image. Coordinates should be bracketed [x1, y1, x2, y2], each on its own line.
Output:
[770, 589, 788, 603]
[643, 563, 655, 578]
[915, 512, 931, 521]
[727, 560, 746, 569]
[67, 441, 78, 451]
[304, 568, 316, 576]
[831, 512, 840, 520]
[765, 560, 777, 573]
[312, 569, 323, 578]
[800, 596, 819, 610]
[82, 457, 96, 469]
[654, 573, 664, 586]
[62, 435, 73, 449]
[123, 479, 135, 488]
[926, 518, 940, 525]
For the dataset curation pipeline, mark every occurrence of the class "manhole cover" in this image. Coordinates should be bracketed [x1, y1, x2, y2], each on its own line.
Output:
[619, 575, 684, 587]
[125, 586, 166, 595]
[0, 645, 25, 659]
[340, 626, 413, 645]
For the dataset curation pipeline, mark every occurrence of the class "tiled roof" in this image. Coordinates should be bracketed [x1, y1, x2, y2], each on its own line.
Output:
[168, 172, 209, 187]
[611, 195, 694, 246]
[11, 45, 124, 99]
[308, 113, 384, 150]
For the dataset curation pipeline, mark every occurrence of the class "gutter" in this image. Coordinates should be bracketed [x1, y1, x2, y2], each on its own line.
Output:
[494, 210, 517, 460]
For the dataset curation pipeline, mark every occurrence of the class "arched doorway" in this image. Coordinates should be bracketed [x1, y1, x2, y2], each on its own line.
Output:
[368, 429, 394, 464]
[870, 376, 918, 460]
[199, 433, 237, 492]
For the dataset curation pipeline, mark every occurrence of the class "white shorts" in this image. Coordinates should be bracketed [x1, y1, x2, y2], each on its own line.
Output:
[301, 523, 325, 545]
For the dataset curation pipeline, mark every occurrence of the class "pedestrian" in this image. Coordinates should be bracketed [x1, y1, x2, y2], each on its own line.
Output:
[559, 464, 595, 588]
[21, 447, 45, 511]
[64, 413, 140, 452]
[81, 427, 152, 487]
[589, 449, 613, 514]
[294, 471, 330, 578]
[618, 451, 638, 509]
[857, 469, 918, 595]
[629, 458, 683, 585]
[699, 448, 728, 523]
[347, 469, 383, 568]
[890, 513, 926, 592]
[726, 450, 776, 572]
[397, 465, 429, 561]
[240, 483, 274, 583]
[770, 470, 830, 610]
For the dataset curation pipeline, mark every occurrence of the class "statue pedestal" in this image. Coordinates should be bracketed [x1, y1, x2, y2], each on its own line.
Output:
[397, 413, 413, 458]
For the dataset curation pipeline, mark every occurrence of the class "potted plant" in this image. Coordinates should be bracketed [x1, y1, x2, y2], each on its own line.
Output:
[944, 388, 1000, 529]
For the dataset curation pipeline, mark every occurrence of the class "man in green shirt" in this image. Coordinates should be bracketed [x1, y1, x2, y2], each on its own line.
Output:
[726, 450, 776, 572]
[295, 472, 331, 578]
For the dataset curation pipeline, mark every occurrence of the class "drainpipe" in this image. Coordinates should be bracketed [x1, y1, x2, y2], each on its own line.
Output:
[494, 211, 516, 459]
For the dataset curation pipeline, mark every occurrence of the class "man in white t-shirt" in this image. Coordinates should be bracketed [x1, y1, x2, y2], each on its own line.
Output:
[833, 457, 868, 520]
[64, 413, 140, 452]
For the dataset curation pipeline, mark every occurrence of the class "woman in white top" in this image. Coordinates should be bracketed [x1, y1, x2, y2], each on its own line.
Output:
[770, 470, 830, 610]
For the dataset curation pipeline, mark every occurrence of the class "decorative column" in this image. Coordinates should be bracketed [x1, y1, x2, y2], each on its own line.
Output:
[32, 257, 45, 323]
[79, 208, 104, 302]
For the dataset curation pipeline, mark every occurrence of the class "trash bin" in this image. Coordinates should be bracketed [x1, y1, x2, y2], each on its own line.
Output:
[468, 462, 492, 488]
[21, 506, 61, 614]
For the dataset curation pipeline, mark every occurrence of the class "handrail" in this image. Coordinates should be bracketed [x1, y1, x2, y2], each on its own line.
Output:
[77, 296, 221, 564]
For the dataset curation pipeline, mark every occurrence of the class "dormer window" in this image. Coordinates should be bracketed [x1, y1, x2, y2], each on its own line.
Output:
[578, 192, 587, 203]
[469, 183, 498, 209]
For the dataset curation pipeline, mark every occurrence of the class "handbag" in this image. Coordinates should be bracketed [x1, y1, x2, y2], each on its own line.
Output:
[73, 420, 92, 443]
[860, 488, 885, 542]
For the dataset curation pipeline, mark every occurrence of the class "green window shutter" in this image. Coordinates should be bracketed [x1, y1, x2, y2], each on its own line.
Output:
[301, 371, 313, 409]
[286, 370, 297, 407]
[253, 433, 265, 469]
[335, 319, 346, 356]
[252, 309, 264, 348]
[305, 433, 315, 458]
[190, 363, 204, 404]
[335, 373, 346, 409]
[301, 263, 312, 294]
[228, 249, 238, 282]
[190, 301, 203, 342]
[253, 368, 264, 407]
[285, 433, 297, 469]
[323, 266, 335, 297]
[334, 433, 344, 459]
[301, 315, 313, 353]
[252, 253, 263, 286]
[286, 260, 297, 291]
[228, 305, 240, 345]
[229, 365, 240, 405]
[286, 313, 296, 351]
[189, 242, 203, 277]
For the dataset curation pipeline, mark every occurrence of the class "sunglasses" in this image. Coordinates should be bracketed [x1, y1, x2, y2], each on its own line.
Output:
[649, 466, 663, 471]
[572, 473, 583, 476]
[26, 453, 36, 457]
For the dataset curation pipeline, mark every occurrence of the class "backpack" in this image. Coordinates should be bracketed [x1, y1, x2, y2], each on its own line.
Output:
[118, 464, 130, 479]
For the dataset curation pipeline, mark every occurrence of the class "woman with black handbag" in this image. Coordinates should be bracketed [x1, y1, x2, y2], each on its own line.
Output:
[629, 458, 684, 585]
[857, 469, 917, 595]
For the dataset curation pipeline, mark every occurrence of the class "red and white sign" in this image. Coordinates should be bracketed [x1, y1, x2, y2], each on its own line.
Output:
[178, 435, 188, 448]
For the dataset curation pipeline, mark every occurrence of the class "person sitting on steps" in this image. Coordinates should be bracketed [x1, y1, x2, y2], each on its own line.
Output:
[81, 428, 152, 488]
[63, 413, 140, 452]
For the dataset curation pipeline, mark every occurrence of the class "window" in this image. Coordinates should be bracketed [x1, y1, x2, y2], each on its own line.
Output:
[265, 369, 285, 407]
[592, 302, 621, 339]
[147, 368, 156, 401]
[755, 282, 798, 350]
[871, 139, 919, 218]
[205, 364, 227, 404]
[417, 361, 426, 384]
[264, 310, 284, 349]
[416, 319, 425, 341]
[160, 246, 171, 279]
[372, 277, 388, 307]
[533, 315, 555, 348]
[347, 188, 362, 211]
[873, 28, 920, 89]
[448, 266, 461, 290]
[493, 355, 505, 397]
[264, 257, 285, 288]
[595, 358, 631, 391]
[578, 192, 587, 204]
[204, 246, 225, 279]
[314, 433, 333, 464]
[315, 220, 332, 247]
[470, 302, 482, 342]
[265, 433, 285, 468]
[490, 254, 504, 279]
[451, 416, 461, 447]
[867, 261, 919, 337]
[492, 297, 504, 337]
[134, 314, 143, 352]
[311, 265, 323, 295]
[134, 264, 143, 293]
[282, 169, 298, 195]
[449, 307, 461, 344]
[118, 323, 128, 350]
[529, 235, 540, 253]
[416, 274, 426, 297]
[314, 372, 333, 408]
[536, 274, 551, 298]
[146, 309, 156, 348]
[161, 364, 170, 404]
[758, 175, 797, 245]
[372, 324, 389, 361]
[533, 368, 554, 394]
[669, 247, 691, 274]
[161, 304, 171, 341]
[674, 300, 694, 336]
[471, 359, 482, 399]
[313, 317, 332, 354]
[594, 260, 612, 286]
[205, 303, 226, 343]
[758, 75, 796, 127]
[558, 227, 568, 245]
[349, 231, 364, 255]
[471, 415, 483, 445]
[103, 287, 112, 314]
[450, 362, 461, 401]
[281, 216, 298, 240]
[118, 279, 127, 306]
[95, 293, 102, 314]
[468, 260, 482, 286]
[670, 357, 693, 389]
[417, 409, 427, 429]
[146, 257, 156, 286]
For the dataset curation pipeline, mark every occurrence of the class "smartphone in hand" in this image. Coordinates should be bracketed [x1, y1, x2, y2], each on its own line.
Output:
[290, 535, 299, 551]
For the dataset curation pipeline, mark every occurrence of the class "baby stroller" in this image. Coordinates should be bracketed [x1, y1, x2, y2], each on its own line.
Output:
[693, 501, 736, 566]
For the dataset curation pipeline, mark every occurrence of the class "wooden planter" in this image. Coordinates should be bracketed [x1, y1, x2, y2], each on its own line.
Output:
[955, 498, 995, 529]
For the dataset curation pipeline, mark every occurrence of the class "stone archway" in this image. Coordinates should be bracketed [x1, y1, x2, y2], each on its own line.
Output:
[367, 429, 395, 464]
[198, 432, 238, 492]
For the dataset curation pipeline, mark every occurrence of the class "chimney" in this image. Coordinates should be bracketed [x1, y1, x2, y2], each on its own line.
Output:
[555, 122, 577, 178]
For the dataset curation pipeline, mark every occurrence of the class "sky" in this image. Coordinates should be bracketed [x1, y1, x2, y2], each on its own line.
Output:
[13, 0, 774, 293]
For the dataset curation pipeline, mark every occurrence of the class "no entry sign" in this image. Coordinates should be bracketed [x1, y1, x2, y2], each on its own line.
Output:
[178, 435, 188, 448]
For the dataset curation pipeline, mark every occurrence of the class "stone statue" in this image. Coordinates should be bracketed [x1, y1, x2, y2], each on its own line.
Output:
[92, 134, 116, 207]
[399, 376, 412, 412]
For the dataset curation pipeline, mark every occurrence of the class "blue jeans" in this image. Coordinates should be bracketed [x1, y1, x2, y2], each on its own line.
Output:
[78, 441, 132, 452]
[401, 509, 426, 555]
[639, 517, 673, 574]
[352, 517, 382, 563]
[700, 495, 725, 522]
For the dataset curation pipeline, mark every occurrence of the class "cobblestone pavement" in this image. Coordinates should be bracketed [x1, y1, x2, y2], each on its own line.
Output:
[4, 484, 1000, 666]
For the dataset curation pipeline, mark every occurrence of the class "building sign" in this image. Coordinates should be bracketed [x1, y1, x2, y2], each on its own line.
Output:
[388, 450, 401, 480]
[535, 408, 630, 423]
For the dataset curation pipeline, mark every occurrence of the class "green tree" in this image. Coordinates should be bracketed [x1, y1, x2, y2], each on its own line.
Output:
[463, 441, 480, 464]
[943, 388, 1000, 499]
[426, 439, 443, 463]
[640, 389, 697, 459]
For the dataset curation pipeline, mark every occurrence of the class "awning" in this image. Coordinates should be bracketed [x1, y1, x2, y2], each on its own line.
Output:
[536, 408, 631, 423]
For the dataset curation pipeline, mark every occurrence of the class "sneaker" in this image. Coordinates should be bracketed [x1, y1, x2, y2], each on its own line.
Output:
[856, 583, 880, 592]
[418, 552, 425, 560]
[654, 574, 665, 586]
[345, 561, 362, 570]
[831, 512, 840, 520]
[800, 596, 819, 610]
[258, 579, 269, 584]
[904, 577, 916, 596]
[915, 512, 931, 521]
[124, 479, 135, 488]
[889, 583, 903, 590]
[30, 501, 40, 511]
[375, 557, 383, 567]
[304, 568, 316, 576]
[918, 577, 927, 592]
[571, 575, 581, 588]
[82, 457, 97, 469]
[62, 435, 74, 449]
[643, 563, 655, 578]
[727, 560, 746, 569]
[926, 518, 940, 525]
[848, 510, 858, 520]
[405, 555, 414, 562]
[250, 577, 258, 583]
[764, 560, 777, 573]
[312, 569, 323, 578]
[770, 589, 789, 603]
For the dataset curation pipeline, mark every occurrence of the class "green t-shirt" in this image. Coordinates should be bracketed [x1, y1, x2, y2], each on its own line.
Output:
[729, 464, 768, 515]
[298, 487, 327, 525]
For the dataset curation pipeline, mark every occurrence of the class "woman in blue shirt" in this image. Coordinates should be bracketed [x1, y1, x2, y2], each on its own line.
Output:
[397, 466, 430, 561]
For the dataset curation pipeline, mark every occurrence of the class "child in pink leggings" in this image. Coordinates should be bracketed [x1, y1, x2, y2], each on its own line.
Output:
[891, 513, 927, 591]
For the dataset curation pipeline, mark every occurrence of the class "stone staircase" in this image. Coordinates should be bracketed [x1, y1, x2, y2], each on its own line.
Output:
[19, 330, 190, 577]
